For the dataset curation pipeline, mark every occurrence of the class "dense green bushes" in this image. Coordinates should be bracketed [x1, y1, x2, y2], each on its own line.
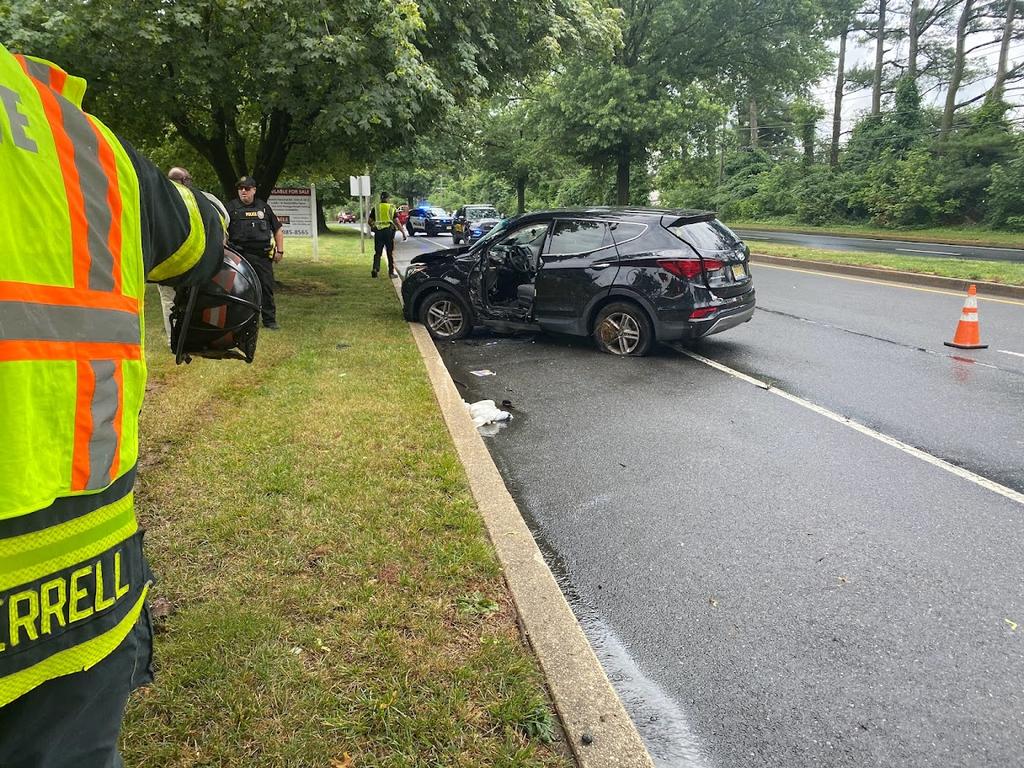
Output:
[673, 83, 1024, 231]
[987, 148, 1024, 231]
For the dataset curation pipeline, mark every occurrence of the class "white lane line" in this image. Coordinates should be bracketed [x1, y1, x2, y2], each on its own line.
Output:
[998, 350, 1024, 359]
[753, 262, 1024, 306]
[674, 346, 1024, 507]
[896, 247, 958, 256]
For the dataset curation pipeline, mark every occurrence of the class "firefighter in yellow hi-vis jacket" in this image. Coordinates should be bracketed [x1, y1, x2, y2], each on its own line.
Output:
[0, 45, 263, 767]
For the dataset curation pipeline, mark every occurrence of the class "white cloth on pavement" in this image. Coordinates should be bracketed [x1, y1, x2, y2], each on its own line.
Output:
[465, 399, 512, 428]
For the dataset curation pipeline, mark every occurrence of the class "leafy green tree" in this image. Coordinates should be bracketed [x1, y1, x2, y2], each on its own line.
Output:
[474, 99, 552, 214]
[540, 0, 831, 204]
[1, 0, 615, 199]
[986, 141, 1024, 229]
[791, 99, 828, 165]
[842, 75, 928, 169]
[936, 98, 1019, 221]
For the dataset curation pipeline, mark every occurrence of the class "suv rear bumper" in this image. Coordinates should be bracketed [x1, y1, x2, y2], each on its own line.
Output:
[654, 291, 756, 341]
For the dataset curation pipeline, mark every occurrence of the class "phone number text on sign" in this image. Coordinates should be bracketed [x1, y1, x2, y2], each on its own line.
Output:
[269, 188, 313, 237]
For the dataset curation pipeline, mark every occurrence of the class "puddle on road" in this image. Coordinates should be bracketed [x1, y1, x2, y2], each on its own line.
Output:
[580, 614, 713, 768]
[527, 529, 712, 768]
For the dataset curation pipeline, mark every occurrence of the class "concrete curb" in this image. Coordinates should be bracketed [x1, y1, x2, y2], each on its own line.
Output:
[750, 253, 1024, 300]
[392, 277, 653, 768]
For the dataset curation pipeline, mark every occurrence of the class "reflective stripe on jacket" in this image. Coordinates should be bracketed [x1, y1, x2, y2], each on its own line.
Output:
[373, 202, 396, 230]
[0, 46, 207, 706]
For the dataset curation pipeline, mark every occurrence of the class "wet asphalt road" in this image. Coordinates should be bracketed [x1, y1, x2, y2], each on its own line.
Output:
[733, 229, 1024, 263]
[395, 236, 1024, 767]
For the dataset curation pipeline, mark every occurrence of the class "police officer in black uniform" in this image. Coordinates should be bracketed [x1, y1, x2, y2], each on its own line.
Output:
[225, 176, 284, 329]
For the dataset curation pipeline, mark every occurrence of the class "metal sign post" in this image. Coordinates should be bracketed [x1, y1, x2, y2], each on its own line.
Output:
[350, 175, 371, 255]
[310, 183, 319, 261]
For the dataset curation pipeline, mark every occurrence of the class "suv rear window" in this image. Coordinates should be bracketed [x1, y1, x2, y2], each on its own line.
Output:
[667, 220, 740, 252]
[467, 207, 498, 220]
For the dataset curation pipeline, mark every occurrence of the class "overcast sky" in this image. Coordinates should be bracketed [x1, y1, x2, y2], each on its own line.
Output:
[811, 28, 1024, 139]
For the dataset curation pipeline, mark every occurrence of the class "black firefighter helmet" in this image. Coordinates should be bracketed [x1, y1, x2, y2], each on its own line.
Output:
[170, 247, 262, 364]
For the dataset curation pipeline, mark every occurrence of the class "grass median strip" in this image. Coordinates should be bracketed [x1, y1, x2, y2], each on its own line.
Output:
[123, 230, 571, 768]
[729, 220, 1024, 249]
[751, 242, 1024, 286]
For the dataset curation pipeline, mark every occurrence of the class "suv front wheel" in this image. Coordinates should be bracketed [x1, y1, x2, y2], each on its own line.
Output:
[419, 290, 472, 340]
[592, 302, 653, 356]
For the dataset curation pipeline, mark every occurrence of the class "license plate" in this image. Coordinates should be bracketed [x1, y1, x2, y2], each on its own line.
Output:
[732, 263, 747, 280]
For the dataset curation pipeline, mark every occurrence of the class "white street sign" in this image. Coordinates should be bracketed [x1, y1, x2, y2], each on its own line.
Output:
[349, 175, 371, 197]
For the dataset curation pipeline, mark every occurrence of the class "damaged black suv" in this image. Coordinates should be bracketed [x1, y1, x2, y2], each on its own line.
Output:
[401, 208, 755, 356]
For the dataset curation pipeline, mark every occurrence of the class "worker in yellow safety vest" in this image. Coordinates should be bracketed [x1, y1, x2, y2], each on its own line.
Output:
[367, 191, 406, 278]
[0, 44, 262, 767]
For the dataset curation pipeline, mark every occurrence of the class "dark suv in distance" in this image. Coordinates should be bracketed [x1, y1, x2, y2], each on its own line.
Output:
[452, 204, 501, 245]
[401, 208, 754, 356]
[406, 206, 453, 237]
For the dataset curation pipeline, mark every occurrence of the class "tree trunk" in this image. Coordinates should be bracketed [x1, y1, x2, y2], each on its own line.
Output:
[316, 198, 329, 234]
[872, 0, 887, 115]
[748, 96, 759, 148]
[252, 109, 294, 202]
[941, 0, 974, 139]
[801, 119, 815, 165]
[616, 144, 631, 205]
[831, 29, 847, 167]
[908, 0, 920, 79]
[171, 116, 238, 199]
[516, 174, 527, 214]
[991, 0, 1017, 101]
[719, 114, 727, 182]
[224, 108, 247, 177]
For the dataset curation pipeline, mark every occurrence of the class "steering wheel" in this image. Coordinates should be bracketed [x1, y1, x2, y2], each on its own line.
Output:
[507, 245, 532, 274]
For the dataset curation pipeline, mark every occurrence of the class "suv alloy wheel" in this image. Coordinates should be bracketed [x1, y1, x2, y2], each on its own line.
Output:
[592, 302, 653, 356]
[419, 290, 471, 340]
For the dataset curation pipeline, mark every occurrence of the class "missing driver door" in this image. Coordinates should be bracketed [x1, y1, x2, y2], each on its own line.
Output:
[471, 222, 550, 318]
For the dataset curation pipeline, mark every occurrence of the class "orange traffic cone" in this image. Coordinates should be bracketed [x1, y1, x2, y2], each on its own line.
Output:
[944, 284, 988, 349]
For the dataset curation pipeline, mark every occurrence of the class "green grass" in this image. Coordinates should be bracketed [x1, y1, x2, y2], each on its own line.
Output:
[751, 242, 1024, 286]
[123, 229, 571, 768]
[729, 219, 1024, 249]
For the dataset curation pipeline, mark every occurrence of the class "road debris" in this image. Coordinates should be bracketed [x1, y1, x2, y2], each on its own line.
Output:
[465, 399, 512, 428]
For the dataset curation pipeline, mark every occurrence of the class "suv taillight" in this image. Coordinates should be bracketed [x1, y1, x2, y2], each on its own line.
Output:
[657, 258, 725, 280]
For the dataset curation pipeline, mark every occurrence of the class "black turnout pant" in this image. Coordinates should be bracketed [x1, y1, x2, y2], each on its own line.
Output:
[373, 228, 396, 275]
[0, 610, 153, 768]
